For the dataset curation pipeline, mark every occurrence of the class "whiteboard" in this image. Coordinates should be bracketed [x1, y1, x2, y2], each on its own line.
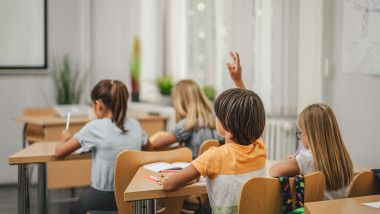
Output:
[342, 0, 380, 75]
[0, 0, 47, 69]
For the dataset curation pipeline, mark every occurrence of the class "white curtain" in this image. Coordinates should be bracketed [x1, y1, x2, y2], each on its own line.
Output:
[139, 0, 298, 116]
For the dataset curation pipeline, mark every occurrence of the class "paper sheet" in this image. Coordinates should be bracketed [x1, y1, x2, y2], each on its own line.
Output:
[362, 201, 380, 208]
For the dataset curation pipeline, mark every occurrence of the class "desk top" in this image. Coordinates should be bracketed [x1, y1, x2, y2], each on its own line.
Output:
[13, 114, 167, 126]
[305, 195, 380, 214]
[124, 160, 377, 202]
[124, 167, 207, 202]
[8, 141, 91, 165]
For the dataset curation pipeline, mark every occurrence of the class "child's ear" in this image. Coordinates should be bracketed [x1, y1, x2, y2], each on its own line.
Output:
[94, 100, 103, 112]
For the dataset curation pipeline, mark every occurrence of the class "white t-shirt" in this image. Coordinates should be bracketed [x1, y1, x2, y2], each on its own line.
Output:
[295, 148, 349, 200]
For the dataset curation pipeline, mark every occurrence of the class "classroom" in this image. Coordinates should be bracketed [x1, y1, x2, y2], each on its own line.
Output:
[1, 0, 380, 214]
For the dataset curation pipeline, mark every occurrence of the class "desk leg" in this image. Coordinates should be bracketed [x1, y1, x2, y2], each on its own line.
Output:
[18, 164, 30, 214]
[38, 163, 48, 214]
[134, 199, 156, 214]
[22, 123, 28, 148]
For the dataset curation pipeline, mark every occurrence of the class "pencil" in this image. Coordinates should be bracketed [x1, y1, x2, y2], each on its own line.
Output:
[143, 175, 158, 183]
[66, 112, 71, 130]
[292, 144, 303, 159]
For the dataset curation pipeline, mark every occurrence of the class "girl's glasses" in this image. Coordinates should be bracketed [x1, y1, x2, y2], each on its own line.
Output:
[296, 131, 302, 141]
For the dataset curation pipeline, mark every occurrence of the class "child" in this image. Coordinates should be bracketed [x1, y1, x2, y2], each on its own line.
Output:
[163, 88, 267, 214]
[269, 103, 354, 200]
[226, 51, 354, 200]
[151, 79, 221, 159]
[55, 79, 152, 214]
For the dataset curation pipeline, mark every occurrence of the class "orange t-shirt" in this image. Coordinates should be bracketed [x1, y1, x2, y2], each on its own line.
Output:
[192, 137, 267, 180]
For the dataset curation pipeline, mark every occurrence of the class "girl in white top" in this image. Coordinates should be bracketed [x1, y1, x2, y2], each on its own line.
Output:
[269, 103, 354, 200]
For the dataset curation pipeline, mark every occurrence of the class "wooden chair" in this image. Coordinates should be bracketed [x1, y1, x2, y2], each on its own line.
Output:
[23, 107, 57, 146]
[114, 147, 193, 214]
[348, 171, 376, 197]
[198, 139, 220, 156]
[196, 139, 220, 206]
[238, 171, 325, 214]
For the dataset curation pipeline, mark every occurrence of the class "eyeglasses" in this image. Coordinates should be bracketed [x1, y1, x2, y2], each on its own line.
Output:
[296, 131, 302, 141]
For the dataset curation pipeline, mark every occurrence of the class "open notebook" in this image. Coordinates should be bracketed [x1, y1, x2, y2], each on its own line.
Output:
[143, 162, 191, 172]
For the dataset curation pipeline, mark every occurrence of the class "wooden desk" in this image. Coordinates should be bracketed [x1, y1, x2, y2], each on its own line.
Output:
[124, 167, 207, 214]
[9, 142, 91, 214]
[13, 114, 167, 189]
[305, 195, 380, 214]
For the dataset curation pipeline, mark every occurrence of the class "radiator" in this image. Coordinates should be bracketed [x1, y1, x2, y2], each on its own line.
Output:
[263, 117, 298, 160]
[128, 102, 176, 132]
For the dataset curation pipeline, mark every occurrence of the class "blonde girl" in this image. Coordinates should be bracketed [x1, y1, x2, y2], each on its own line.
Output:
[152, 79, 220, 159]
[269, 103, 354, 200]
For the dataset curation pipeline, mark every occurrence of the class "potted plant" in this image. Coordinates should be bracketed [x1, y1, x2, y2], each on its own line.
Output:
[130, 36, 141, 102]
[156, 75, 173, 106]
[203, 85, 216, 101]
[50, 54, 87, 104]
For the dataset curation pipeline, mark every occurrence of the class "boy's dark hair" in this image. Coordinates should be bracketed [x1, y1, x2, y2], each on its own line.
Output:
[214, 88, 265, 145]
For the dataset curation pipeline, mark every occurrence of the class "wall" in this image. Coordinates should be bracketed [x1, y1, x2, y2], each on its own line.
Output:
[0, 0, 85, 184]
[323, 0, 380, 166]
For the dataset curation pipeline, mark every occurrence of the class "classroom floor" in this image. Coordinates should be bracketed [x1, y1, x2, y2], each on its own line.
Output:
[0, 184, 88, 214]
[0, 184, 200, 214]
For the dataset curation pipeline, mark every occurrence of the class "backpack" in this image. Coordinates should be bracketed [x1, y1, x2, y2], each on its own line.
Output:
[278, 175, 305, 214]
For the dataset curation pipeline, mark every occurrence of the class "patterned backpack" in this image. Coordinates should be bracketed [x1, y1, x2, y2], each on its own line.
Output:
[278, 175, 305, 214]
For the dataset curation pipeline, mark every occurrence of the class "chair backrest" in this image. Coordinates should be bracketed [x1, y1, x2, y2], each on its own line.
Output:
[238, 171, 325, 214]
[23, 108, 57, 145]
[23, 107, 57, 117]
[348, 171, 376, 197]
[114, 148, 193, 214]
[198, 139, 220, 156]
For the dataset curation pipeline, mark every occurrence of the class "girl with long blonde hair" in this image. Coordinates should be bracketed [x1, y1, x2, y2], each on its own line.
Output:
[269, 103, 354, 200]
[152, 79, 220, 159]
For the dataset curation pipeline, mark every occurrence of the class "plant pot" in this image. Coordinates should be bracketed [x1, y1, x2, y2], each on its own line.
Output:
[159, 94, 172, 106]
[131, 92, 139, 102]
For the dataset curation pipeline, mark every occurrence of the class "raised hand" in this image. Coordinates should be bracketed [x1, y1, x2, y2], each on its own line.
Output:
[226, 52, 246, 89]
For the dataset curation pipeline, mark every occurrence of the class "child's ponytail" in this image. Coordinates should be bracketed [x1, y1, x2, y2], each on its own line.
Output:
[91, 80, 129, 132]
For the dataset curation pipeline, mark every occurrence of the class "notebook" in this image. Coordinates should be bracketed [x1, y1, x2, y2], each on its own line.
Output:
[53, 104, 89, 117]
[142, 162, 191, 172]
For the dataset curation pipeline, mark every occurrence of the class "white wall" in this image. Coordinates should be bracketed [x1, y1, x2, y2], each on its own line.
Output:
[322, 0, 380, 166]
[0, 0, 85, 184]
[0, 0, 140, 184]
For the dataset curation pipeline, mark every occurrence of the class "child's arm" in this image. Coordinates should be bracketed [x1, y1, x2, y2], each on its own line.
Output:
[269, 158, 300, 177]
[142, 139, 154, 151]
[152, 133, 179, 150]
[226, 51, 246, 89]
[162, 164, 201, 191]
[55, 130, 81, 157]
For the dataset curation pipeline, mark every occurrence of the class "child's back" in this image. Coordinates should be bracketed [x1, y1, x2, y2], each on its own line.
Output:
[163, 88, 267, 214]
[74, 116, 147, 191]
[152, 79, 221, 158]
[192, 138, 266, 213]
[269, 103, 353, 201]
[55, 80, 152, 214]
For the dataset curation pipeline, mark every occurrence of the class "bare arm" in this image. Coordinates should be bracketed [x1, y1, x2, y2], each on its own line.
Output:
[152, 133, 179, 150]
[269, 158, 300, 177]
[226, 52, 246, 89]
[142, 139, 154, 151]
[163, 164, 201, 191]
[55, 130, 81, 157]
